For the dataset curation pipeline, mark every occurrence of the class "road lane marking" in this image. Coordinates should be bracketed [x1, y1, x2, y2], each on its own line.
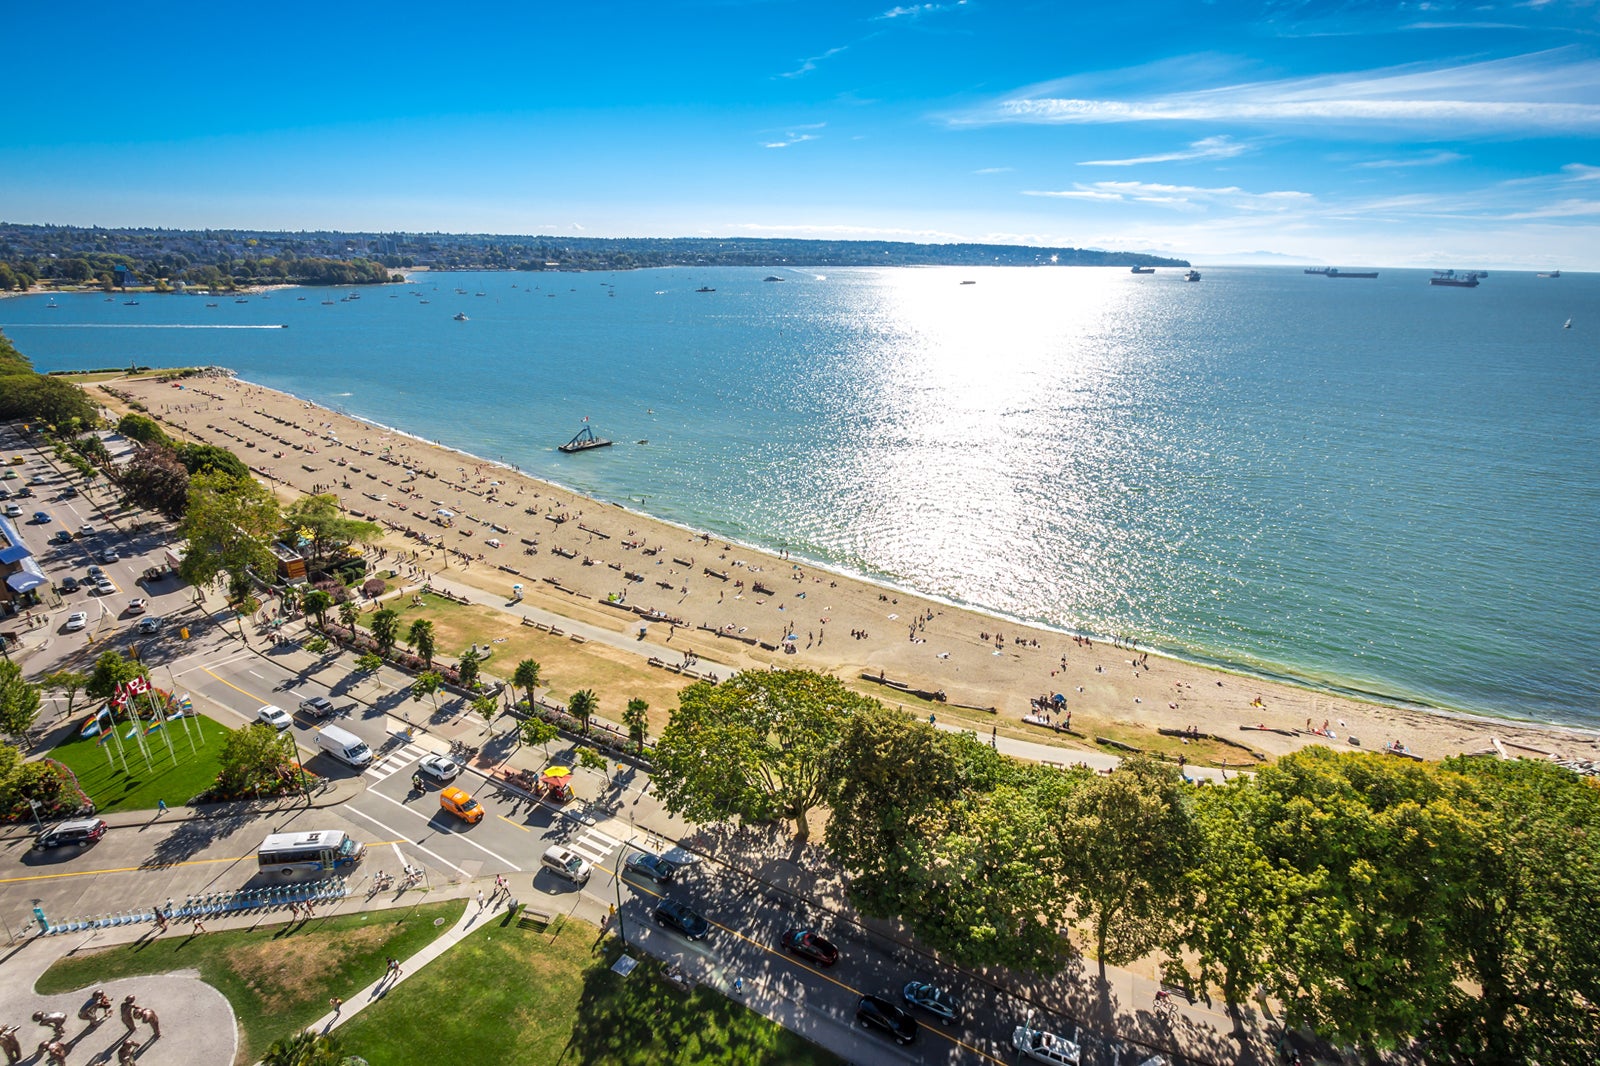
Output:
[0, 841, 409, 886]
[362, 788, 522, 870]
[343, 804, 479, 877]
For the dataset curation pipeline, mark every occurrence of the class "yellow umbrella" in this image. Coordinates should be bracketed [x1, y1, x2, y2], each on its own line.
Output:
[542, 765, 572, 779]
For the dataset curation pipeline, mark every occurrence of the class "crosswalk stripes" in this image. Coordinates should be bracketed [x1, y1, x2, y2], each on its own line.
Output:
[566, 826, 622, 866]
[367, 742, 428, 782]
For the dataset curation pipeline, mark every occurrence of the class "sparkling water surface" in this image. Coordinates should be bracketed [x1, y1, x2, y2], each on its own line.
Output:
[6, 267, 1597, 725]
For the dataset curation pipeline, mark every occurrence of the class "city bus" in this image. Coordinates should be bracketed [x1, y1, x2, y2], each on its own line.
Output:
[256, 830, 365, 876]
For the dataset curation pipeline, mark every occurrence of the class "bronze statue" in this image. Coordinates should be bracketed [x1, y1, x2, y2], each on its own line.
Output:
[119, 996, 137, 1033]
[77, 990, 111, 1024]
[0, 1025, 22, 1066]
[136, 1007, 160, 1040]
[30, 1011, 67, 1040]
[38, 1039, 68, 1066]
[116, 1038, 138, 1066]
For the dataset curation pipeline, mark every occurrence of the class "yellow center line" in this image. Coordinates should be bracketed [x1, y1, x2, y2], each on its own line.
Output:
[599, 865, 1004, 1064]
[496, 815, 531, 832]
[198, 664, 271, 705]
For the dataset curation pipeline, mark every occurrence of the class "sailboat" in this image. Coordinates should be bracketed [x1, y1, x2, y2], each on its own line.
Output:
[1564, 318, 1573, 329]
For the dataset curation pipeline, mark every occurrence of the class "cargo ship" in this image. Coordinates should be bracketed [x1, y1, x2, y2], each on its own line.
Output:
[1130, 266, 1155, 274]
[1430, 271, 1479, 288]
[1326, 268, 1379, 279]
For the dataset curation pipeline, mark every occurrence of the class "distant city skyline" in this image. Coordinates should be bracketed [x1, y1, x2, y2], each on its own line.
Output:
[5, 1, 1598, 268]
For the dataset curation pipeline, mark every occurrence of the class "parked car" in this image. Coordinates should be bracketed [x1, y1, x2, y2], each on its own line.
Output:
[652, 900, 710, 941]
[779, 928, 839, 966]
[64, 612, 88, 632]
[416, 753, 459, 784]
[2, 503, 21, 517]
[902, 981, 959, 1024]
[126, 597, 148, 614]
[297, 696, 337, 720]
[256, 705, 293, 731]
[136, 616, 163, 635]
[33, 817, 108, 851]
[622, 850, 676, 885]
[856, 995, 918, 1046]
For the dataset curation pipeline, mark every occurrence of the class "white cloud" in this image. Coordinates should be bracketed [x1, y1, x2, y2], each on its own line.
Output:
[1562, 163, 1600, 180]
[781, 45, 848, 79]
[877, 1, 966, 19]
[1025, 180, 1312, 212]
[1079, 135, 1250, 166]
[729, 221, 966, 241]
[973, 166, 1013, 174]
[1353, 150, 1466, 168]
[958, 49, 1600, 133]
[763, 132, 820, 148]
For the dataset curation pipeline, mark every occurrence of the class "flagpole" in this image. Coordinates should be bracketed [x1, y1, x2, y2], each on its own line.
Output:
[145, 689, 178, 766]
[108, 691, 131, 775]
[165, 667, 202, 752]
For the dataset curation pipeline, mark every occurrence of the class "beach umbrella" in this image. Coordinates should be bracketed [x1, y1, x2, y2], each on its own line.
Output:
[512, 583, 523, 591]
[542, 765, 572, 779]
[1051, 693, 1066, 705]
[436, 508, 455, 518]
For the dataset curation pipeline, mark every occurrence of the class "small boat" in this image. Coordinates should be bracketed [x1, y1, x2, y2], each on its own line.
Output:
[206, 302, 219, 308]
[1184, 269, 1202, 282]
[348, 292, 361, 300]
[1130, 266, 1154, 274]
[453, 312, 469, 321]
[1564, 318, 1572, 329]
[960, 280, 976, 285]
[123, 300, 140, 306]
[297, 296, 307, 301]
[322, 299, 335, 305]
[1538, 270, 1562, 278]
[235, 298, 249, 304]
[419, 300, 430, 304]
[45, 299, 58, 309]
[475, 292, 486, 297]
[695, 286, 715, 293]
[559, 424, 612, 454]
[764, 275, 784, 282]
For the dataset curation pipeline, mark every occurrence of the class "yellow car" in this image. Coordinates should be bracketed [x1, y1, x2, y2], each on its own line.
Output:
[438, 786, 484, 824]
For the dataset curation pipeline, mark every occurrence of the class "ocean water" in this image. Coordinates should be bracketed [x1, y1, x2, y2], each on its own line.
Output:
[6, 267, 1598, 727]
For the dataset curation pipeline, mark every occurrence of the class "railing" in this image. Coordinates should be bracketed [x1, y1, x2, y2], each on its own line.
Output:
[33, 877, 350, 935]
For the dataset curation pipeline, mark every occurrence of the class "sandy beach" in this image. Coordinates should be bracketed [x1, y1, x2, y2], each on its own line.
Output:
[109, 371, 1599, 768]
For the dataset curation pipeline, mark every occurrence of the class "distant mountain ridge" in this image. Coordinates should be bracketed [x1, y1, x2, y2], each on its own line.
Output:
[0, 222, 1188, 289]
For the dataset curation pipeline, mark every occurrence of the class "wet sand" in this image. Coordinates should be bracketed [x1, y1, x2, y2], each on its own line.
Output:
[112, 371, 1600, 767]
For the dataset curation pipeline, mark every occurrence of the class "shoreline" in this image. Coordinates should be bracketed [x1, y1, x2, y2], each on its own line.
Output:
[108, 369, 1600, 766]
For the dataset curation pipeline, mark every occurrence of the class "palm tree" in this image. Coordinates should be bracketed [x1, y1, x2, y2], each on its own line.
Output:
[262, 1030, 347, 1066]
[407, 619, 436, 669]
[512, 658, 542, 712]
[623, 697, 649, 753]
[568, 688, 598, 735]
[337, 599, 360, 632]
[456, 647, 481, 691]
[303, 588, 333, 630]
[371, 608, 400, 658]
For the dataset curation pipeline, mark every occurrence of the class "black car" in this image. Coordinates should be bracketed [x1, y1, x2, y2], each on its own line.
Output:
[779, 928, 839, 966]
[652, 899, 710, 940]
[57, 576, 80, 593]
[622, 850, 675, 885]
[33, 817, 108, 850]
[856, 995, 918, 1046]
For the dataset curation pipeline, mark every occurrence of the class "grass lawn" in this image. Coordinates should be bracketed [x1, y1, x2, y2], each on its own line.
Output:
[335, 916, 842, 1066]
[36, 899, 466, 1065]
[49, 712, 233, 813]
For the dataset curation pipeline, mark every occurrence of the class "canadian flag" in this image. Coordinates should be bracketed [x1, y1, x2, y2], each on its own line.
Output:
[126, 676, 151, 695]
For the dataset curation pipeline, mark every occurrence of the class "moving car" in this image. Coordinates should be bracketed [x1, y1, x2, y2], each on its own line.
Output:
[34, 817, 108, 850]
[540, 844, 592, 885]
[58, 577, 80, 593]
[256, 705, 293, 731]
[1013, 1025, 1081, 1065]
[2, 504, 20, 517]
[902, 981, 959, 1024]
[97, 548, 119, 563]
[80, 524, 96, 537]
[438, 786, 484, 824]
[622, 850, 676, 885]
[51, 530, 73, 544]
[779, 928, 839, 966]
[64, 612, 88, 632]
[126, 597, 148, 614]
[136, 617, 163, 635]
[297, 696, 337, 720]
[652, 899, 710, 940]
[32, 511, 50, 523]
[85, 565, 104, 581]
[59, 486, 77, 498]
[93, 580, 117, 596]
[416, 753, 459, 784]
[856, 995, 918, 1046]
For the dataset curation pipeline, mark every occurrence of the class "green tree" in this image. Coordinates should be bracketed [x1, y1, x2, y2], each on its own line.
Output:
[1057, 755, 1197, 976]
[302, 588, 333, 629]
[370, 608, 400, 658]
[651, 669, 864, 840]
[116, 442, 190, 519]
[281, 494, 381, 571]
[406, 619, 436, 669]
[175, 442, 249, 479]
[354, 651, 382, 674]
[217, 723, 294, 796]
[456, 647, 480, 691]
[472, 695, 497, 735]
[578, 748, 608, 775]
[262, 1028, 351, 1066]
[178, 470, 281, 601]
[84, 651, 148, 703]
[411, 670, 443, 714]
[1428, 756, 1600, 1064]
[568, 688, 598, 734]
[520, 716, 558, 758]
[512, 658, 542, 710]
[40, 669, 90, 722]
[622, 697, 649, 753]
[116, 412, 169, 446]
[0, 661, 43, 741]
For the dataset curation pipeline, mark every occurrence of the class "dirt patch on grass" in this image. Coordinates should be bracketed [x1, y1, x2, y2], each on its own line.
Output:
[231, 925, 389, 1012]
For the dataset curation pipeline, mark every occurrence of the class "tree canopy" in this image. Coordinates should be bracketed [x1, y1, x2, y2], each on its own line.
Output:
[178, 470, 282, 592]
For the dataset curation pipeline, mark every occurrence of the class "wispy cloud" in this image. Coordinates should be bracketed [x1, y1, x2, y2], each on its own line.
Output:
[1079, 135, 1249, 166]
[1562, 162, 1600, 180]
[877, 0, 966, 18]
[973, 166, 1013, 174]
[781, 45, 848, 79]
[730, 221, 966, 241]
[1354, 150, 1466, 168]
[1025, 180, 1313, 212]
[763, 128, 822, 149]
[958, 49, 1600, 133]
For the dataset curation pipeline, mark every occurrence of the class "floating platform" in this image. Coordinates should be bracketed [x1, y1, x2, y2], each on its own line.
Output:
[558, 425, 612, 453]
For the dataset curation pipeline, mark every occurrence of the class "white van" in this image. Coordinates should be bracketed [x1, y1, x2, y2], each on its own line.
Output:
[314, 724, 373, 768]
[541, 845, 592, 885]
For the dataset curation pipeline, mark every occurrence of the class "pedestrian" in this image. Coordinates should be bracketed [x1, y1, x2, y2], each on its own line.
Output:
[157, 798, 167, 814]
[386, 955, 402, 979]
[153, 906, 168, 933]
[192, 915, 206, 935]
[303, 900, 316, 919]
[476, 889, 486, 911]
[329, 997, 342, 1016]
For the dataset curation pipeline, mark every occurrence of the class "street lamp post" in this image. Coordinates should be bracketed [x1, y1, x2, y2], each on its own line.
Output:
[613, 863, 627, 946]
[284, 733, 311, 806]
[26, 799, 43, 833]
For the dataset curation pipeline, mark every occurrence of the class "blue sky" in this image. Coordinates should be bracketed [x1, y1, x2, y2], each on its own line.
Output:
[4, 0, 1599, 267]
